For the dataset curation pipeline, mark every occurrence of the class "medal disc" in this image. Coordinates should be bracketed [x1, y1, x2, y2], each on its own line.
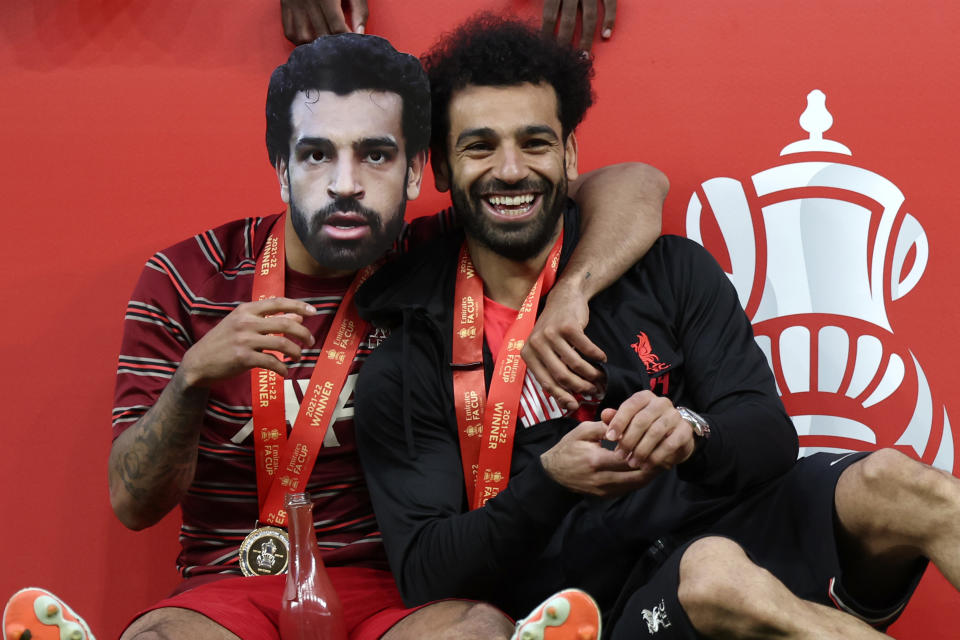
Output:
[238, 526, 290, 577]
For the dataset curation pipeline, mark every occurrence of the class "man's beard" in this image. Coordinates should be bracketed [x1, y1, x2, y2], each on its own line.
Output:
[450, 173, 566, 262]
[289, 191, 405, 273]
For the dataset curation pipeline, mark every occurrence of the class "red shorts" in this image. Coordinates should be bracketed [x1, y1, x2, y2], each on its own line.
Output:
[124, 567, 425, 640]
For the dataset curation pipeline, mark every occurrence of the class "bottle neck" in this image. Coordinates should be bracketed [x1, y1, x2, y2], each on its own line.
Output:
[284, 493, 316, 544]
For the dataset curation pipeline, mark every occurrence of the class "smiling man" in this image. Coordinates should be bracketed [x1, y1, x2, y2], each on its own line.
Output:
[447, 84, 573, 263]
[354, 15, 960, 640]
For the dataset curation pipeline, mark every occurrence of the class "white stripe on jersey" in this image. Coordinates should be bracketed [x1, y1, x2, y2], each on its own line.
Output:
[519, 370, 564, 428]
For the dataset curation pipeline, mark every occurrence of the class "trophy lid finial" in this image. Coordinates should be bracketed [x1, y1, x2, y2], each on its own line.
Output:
[781, 89, 852, 156]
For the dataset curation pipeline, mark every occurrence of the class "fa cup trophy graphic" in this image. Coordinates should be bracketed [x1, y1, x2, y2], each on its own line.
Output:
[686, 90, 954, 472]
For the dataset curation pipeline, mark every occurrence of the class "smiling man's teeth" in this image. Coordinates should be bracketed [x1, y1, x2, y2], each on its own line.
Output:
[488, 194, 535, 207]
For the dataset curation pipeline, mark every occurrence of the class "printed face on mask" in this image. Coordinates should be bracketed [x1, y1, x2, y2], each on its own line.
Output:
[278, 89, 424, 275]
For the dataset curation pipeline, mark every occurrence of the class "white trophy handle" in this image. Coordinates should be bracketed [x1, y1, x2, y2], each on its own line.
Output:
[890, 213, 928, 301]
[686, 177, 756, 311]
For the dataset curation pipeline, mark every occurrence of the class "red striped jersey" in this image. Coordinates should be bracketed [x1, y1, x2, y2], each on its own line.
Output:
[113, 211, 454, 585]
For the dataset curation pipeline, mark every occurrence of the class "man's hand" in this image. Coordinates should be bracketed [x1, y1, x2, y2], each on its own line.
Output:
[542, 0, 617, 54]
[601, 391, 696, 474]
[109, 296, 318, 530]
[523, 282, 606, 412]
[282, 0, 369, 45]
[179, 297, 318, 388]
[540, 421, 657, 496]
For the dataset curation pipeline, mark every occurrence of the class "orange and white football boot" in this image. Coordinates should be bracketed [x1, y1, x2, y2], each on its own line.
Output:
[3, 588, 95, 640]
[511, 588, 602, 640]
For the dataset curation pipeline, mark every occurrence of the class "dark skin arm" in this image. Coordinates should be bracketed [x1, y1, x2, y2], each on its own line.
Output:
[282, 1, 615, 53]
[526, 162, 668, 411]
[542, 0, 617, 53]
[281, 0, 368, 44]
[108, 297, 317, 530]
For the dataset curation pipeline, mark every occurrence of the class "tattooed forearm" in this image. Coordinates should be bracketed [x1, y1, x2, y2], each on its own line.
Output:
[109, 369, 209, 530]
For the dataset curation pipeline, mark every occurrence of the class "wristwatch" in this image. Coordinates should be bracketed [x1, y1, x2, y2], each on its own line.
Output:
[677, 406, 711, 441]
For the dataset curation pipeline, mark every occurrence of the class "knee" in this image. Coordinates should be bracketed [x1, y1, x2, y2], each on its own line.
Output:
[122, 633, 164, 640]
[838, 448, 960, 549]
[677, 537, 754, 614]
[854, 448, 953, 505]
[445, 601, 514, 639]
[386, 600, 513, 639]
[856, 449, 915, 486]
[459, 602, 512, 631]
[678, 537, 789, 636]
[120, 616, 164, 640]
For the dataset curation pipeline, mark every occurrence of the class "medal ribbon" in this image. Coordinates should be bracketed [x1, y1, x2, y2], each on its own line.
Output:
[250, 214, 375, 527]
[452, 232, 563, 509]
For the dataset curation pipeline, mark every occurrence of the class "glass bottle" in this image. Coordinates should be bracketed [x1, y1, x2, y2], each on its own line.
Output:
[279, 492, 348, 640]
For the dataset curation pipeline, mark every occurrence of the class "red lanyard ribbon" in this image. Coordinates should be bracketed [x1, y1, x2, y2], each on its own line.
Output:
[250, 215, 375, 526]
[452, 232, 563, 509]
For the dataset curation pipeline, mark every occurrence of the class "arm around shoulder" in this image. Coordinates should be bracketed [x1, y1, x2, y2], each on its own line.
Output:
[524, 162, 668, 410]
[565, 162, 668, 298]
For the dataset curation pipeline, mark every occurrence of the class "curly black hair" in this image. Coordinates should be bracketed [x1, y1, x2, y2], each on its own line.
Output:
[422, 14, 594, 159]
[265, 33, 430, 167]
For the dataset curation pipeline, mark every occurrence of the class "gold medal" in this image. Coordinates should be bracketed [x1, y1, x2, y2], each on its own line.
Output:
[238, 526, 290, 577]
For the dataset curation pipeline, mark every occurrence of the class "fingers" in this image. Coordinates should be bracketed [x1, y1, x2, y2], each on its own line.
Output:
[229, 298, 319, 354]
[542, 420, 669, 495]
[548, 342, 602, 390]
[568, 419, 608, 441]
[318, 0, 349, 34]
[541, 0, 561, 36]
[600, 406, 617, 426]
[247, 350, 290, 379]
[247, 297, 318, 318]
[281, 0, 319, 44]
[180, 297, 324, 387]
[604, 393, 696, 471]
[524, 353, 578, 412]
[618, 409, 671, 466]
[564, 422, 661, 491]
[228, 302, 317, 359]
[281, 3, 297, 43]
[202, 333, 295, 381]
[523, 323, 606, 411]
[601, 0, 616, 39]
[259, 314, 315, 346]
[349, 0, 368, 33]
[250, 333, 308, 362]
[542, 0, 615, 52]
[557, 0, 579, 45]
[602, 390, 655, 440]
[290, 11, 316, 44]
[566, 421, 636, 472]
[563, 329, 607, 366]
[578, 0, 599, 52]
[649, 425, 696, 469]
[523, 341, 603, 412]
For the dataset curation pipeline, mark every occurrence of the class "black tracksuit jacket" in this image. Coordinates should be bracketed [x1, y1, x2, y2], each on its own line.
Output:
[354, 204, 798, 618]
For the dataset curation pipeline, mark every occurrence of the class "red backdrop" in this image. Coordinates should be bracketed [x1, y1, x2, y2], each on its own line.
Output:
[1, 1, 957, 638]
